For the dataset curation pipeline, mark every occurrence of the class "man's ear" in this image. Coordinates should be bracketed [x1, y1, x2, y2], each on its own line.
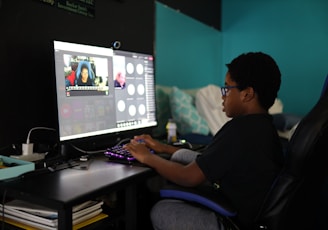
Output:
[241, 87, 255, 102]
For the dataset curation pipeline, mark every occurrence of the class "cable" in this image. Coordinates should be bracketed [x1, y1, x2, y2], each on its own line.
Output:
[26, 127, 56, 144]
[70, 137, 131, 155]
[70, 144, 106, 155]
[11, 127, 57, 161]
[116, 138, 132, 146]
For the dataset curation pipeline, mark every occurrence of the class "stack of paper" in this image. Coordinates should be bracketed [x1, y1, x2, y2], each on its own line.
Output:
[0, 199, 107, 230]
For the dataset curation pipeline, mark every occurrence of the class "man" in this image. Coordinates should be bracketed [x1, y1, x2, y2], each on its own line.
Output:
[124, 52, 284, 229]
[77, 64, 93, 86]
[114, 71, 126, 89]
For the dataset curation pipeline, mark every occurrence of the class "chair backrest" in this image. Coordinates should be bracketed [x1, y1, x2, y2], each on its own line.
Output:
[321, 74, 328, 97]
[256, 75, 328, 230]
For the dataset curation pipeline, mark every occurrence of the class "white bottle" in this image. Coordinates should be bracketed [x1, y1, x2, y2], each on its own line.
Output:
[166, 119, 177, 144]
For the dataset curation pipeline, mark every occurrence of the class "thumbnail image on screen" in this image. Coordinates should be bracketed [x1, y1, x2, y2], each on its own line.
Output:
[64, 54, 110, 97]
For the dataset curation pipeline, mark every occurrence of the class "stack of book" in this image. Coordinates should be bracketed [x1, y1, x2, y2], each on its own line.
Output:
[0, 199, 108, 230]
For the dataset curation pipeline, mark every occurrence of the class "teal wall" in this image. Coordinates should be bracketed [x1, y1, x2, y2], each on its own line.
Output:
[221, 0, 328, 116]
[155, 2, 222, 88]
[156, 1, 328, 116]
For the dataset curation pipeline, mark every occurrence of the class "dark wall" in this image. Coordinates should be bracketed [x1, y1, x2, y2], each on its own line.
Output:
[157, 0, 221, 30]
[0, 0, 155, 147]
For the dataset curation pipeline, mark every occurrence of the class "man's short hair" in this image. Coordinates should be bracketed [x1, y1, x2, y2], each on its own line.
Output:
[226, 52, 281, 110]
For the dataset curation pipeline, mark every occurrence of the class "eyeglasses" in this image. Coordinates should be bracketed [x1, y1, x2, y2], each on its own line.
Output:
[220, 85, 240, 96]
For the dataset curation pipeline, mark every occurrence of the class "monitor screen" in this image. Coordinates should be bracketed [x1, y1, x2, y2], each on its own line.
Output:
[53, 40, 157, 144]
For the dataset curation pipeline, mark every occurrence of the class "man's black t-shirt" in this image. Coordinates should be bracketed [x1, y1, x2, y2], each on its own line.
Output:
[196, 114, 284, 227]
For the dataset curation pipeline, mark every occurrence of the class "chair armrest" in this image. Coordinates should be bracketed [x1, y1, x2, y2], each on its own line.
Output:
[160, 184, 237, 217]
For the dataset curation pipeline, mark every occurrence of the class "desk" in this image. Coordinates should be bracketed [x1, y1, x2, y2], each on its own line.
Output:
[0, 156, 155, 230]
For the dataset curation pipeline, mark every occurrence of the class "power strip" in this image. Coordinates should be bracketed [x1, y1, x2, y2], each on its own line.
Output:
[10, 153, 45, 162]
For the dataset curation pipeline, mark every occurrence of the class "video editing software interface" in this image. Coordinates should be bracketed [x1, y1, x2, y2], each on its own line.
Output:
[53, 41, 157, 142]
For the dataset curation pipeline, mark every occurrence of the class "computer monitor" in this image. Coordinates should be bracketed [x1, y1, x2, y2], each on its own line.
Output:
[53, 40, 157, 148]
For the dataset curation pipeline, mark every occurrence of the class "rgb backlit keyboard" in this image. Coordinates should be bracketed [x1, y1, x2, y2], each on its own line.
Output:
[104, 145, 136, 164]
[104, 143, 157, 165]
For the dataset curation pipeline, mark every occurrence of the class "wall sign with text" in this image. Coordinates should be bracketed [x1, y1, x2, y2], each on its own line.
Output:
[39, 0, 95, 18]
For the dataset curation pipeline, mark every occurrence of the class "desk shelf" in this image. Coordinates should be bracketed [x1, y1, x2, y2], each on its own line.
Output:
[0, 156, 156, 230]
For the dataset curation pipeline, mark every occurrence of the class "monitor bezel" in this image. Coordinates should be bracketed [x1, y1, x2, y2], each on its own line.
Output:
[52, 40, 157, 150]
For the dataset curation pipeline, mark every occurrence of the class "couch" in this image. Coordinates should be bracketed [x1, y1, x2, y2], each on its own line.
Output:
[152, 84, 301, 145]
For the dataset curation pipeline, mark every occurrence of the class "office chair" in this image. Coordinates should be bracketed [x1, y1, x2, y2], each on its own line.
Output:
[160, 75, 328, 230]
[321, 74, 328, 97]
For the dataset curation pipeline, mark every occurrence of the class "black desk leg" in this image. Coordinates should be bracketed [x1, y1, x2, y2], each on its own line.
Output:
[58, 207, 72, 230]
[125, 183, 137, 230]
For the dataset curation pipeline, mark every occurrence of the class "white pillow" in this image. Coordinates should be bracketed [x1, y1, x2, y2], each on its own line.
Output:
[269, 98, 283, 114]
[195, 84, 231, 135]
[196, 84, 284, 135]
